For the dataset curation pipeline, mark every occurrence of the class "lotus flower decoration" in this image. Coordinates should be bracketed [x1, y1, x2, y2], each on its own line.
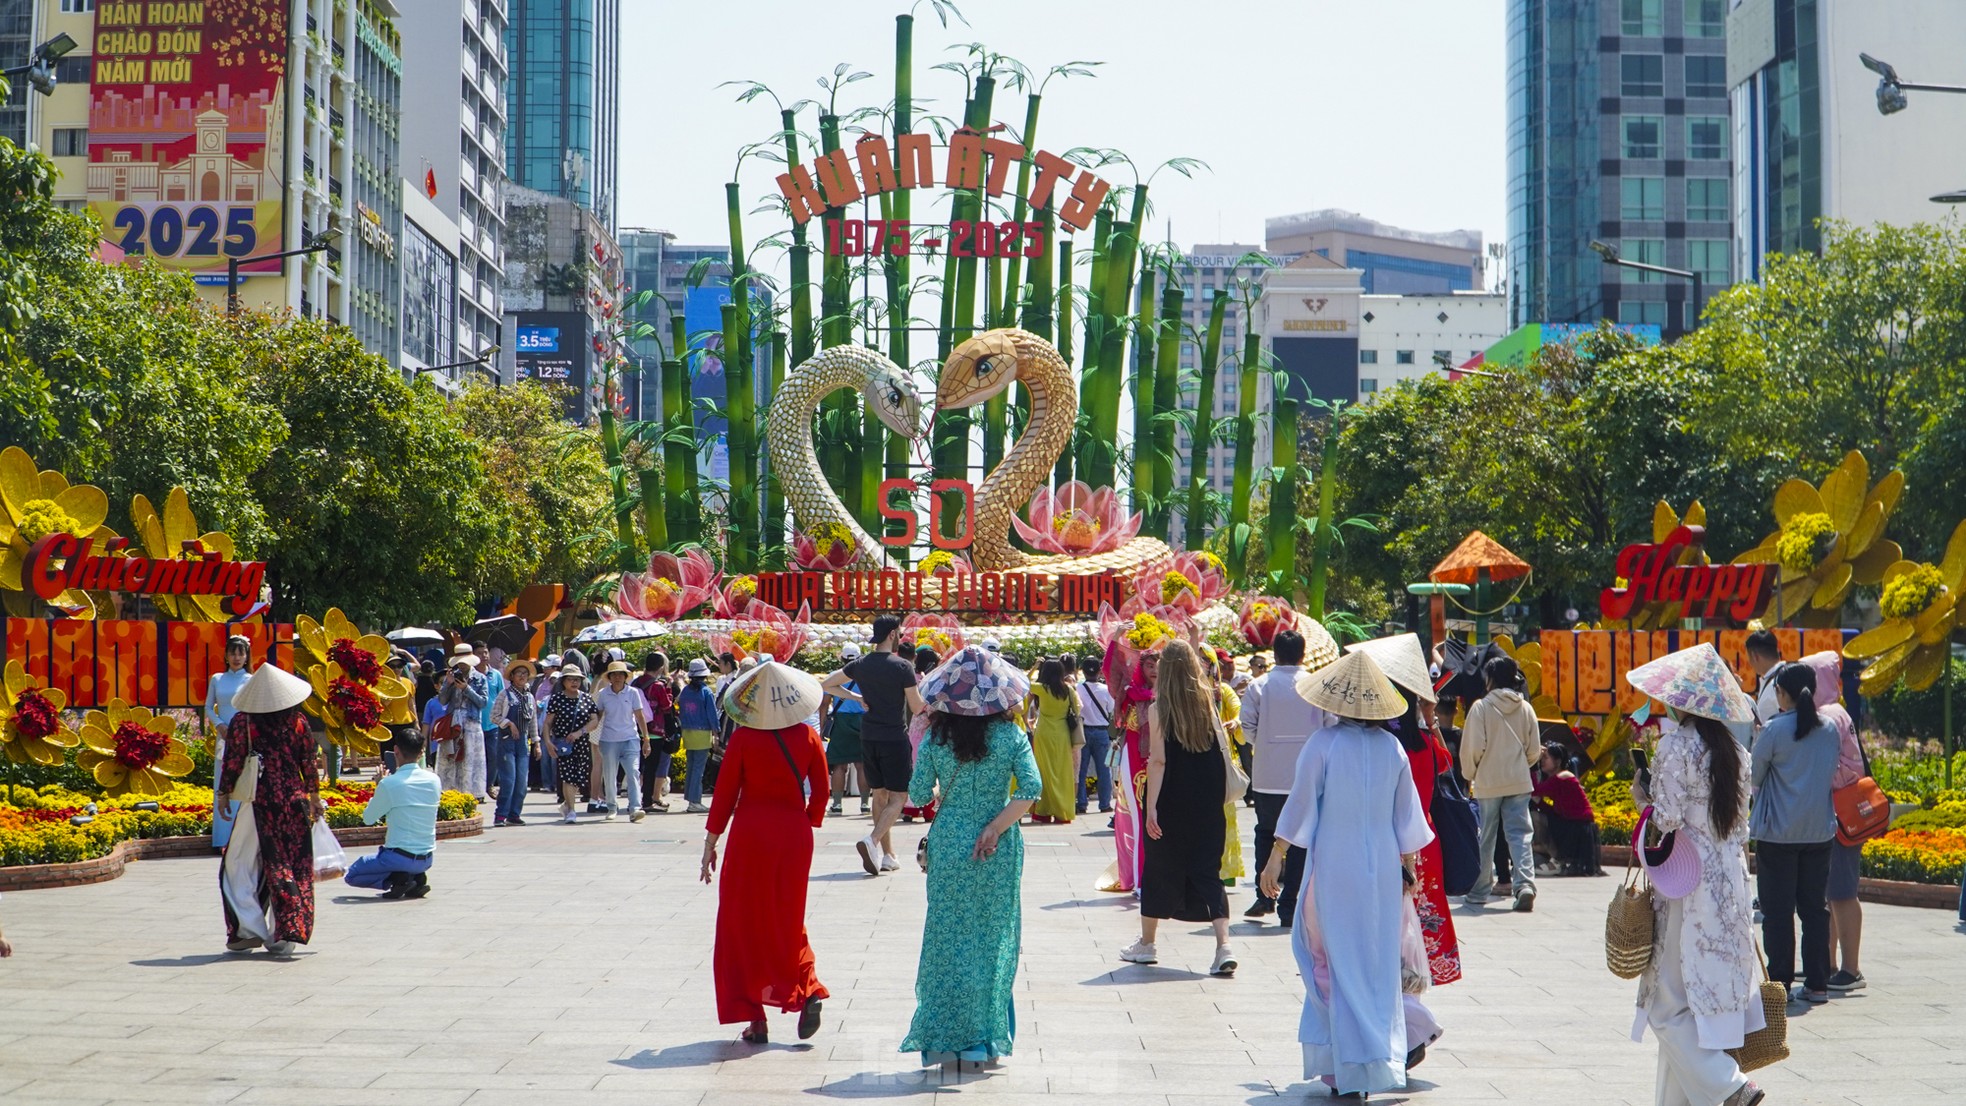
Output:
[1011, 481, 1142, 556]
[899, 613, 967, 659]
[1, 660, 80, 767]
[1097, 601, 1199, 672]
[1842, 521, 1966, 695]
[792, 522, 858, 572]
[0, 446, 117, 619]
[1132, 551, 1231, 614]
[76, 699, 193, 796]
[916, 550, 972, 576]
[714, 574, 771, 619]
[1238, 595, 1299, 648]
[713, 600, 814, 665]
[618, 548, 721, 621]
[1735, 452, 1902, 623]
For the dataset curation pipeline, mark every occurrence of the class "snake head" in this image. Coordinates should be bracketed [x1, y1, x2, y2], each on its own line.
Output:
[862, 357, 927, 440]
[937, 329, 1020, 410]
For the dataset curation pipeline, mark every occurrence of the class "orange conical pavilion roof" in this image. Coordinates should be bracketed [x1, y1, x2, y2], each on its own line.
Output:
[1429, 530, 1531, 585]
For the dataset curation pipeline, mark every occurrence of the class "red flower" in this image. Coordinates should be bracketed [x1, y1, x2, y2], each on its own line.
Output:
[327, 638, 382, 684]
[13, 688, 59, 741]
[329, 678, 382, 730]
[110, 720, 171, 771]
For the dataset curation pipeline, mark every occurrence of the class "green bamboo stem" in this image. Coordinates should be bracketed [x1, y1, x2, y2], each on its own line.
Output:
[781, 107, 814, 368]
[883, 14, 915, 561]
[638, 466, 666, 553]
[1129, 262, 1159, 514]
[1149, 283, 1181, 538]
[1266, 398, 1300, 592]
[1184, 290, 1228, 548]
[765, 329, 787, 553]
[669, 315, 699, 545]
[995, 92, 1044, 327]
[816, 115, 861, 527]
[933, 76, 995, 532]
[1021, 203, 1056, 342]
[1086, 218, 1137, 490]
[1305, 420, 1340, 619]
[721, 302, 755, 572]
[1227, 316, 1263, 576]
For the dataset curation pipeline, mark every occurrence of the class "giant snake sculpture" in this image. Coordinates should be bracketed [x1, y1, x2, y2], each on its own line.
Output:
[765, 329, 1169, 579]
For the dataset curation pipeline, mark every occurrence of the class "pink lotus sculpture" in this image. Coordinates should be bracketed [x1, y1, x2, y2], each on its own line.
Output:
[1131, 551, 1231, 614]
[1010, 481, 1142, 556]
[713, 575, 775, 620]
[616, 549, 721, 621]
[712, 600, 814, 665]
[1097, 601, 1201, 673]
[1238, 595, 1300, 649]
[792, 521, 858, 572]
[898, 613, 967, 659]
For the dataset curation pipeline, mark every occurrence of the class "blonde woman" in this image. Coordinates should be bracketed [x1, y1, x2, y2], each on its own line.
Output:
[1119, 641, 1237, 976]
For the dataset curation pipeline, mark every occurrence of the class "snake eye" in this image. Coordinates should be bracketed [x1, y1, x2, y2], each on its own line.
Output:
[886, 386, 903, 409]
[974, 357, 993, 380]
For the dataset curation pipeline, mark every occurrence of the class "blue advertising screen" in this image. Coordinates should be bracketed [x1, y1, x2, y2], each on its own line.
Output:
[516, 326, 561, 353]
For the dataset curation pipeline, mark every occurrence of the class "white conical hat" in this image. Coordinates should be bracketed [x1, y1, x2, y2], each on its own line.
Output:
[1294, 650, 1407, 721]
[722, 661, 824, 730]
[230, 664, 313, 714]
[1344, 633, 1436, 703]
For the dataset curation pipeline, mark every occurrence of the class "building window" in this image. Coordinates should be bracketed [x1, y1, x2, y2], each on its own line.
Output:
[1395, 350, 1415, 365]
[1623, 116, 1664, 159]
[1620, 0, 1661, 36]
[1359, 349, 1378, 365]
[1432, 350, 1451, 364]
[1687, 178, 1728, 222]
[1685, 55, 1725, 99]
[50, 128, 87, 157]
[1686, 0, 1725, 37]
[1623, 239, 1665, 282]
[1621, 177, 1664, 221]
[1359, 378, 1379, 396]
[61, 0, 94, 10]
[1622, 55, 1663, 98]
[1687, 116, 1726, 159]
[55, 56, 90, 83]
[1619, 301, 1667, 327]
[1688, 239, 1729, 285]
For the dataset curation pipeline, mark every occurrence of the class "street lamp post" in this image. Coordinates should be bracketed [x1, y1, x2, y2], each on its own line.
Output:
[1589, 240, 1702, 335]
[227, 230, 340, 316]
[411, 345, 502, 389]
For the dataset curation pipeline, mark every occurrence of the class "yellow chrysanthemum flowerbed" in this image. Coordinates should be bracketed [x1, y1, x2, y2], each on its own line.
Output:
[0, 781, 478, 867]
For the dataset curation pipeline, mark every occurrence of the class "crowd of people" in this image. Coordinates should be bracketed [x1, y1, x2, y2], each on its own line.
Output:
[186, 611, 1893, 1105]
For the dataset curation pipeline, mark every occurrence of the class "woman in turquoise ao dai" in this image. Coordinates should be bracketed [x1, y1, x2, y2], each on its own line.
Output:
[902, 645, 1042, 1067]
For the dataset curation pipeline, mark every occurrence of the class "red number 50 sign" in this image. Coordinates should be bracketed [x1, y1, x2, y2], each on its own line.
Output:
[878, 479, 974, 549]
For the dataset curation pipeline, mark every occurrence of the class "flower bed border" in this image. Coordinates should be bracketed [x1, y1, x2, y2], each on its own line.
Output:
[1600, 844, 1958, 910]
[0, 815, 484, 892]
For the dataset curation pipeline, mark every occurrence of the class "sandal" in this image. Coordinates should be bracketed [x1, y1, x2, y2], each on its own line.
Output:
[740, 1023, 769, 1045]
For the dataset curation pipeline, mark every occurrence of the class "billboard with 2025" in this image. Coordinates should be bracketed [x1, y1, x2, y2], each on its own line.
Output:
[86, 1, 289, 273]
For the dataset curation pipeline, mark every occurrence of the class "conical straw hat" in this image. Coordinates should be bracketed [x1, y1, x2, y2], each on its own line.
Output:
[1623, 642, 1754, 723]
[722, 661, 824, 730]
[1294, 651, 1407, 721]
[230, 664, 313, 714]
[1344, 633, 1436, 703]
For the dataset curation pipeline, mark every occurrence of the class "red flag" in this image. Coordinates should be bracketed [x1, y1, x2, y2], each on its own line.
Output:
[424, 168, 439, 199]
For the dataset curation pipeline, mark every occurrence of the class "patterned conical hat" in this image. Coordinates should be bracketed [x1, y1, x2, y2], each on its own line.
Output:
[1345, 633, 1436, 703]
[1294, 651, 1407, 721]
[723, 661, 824, 730]
[1624, 643, 1754, 723]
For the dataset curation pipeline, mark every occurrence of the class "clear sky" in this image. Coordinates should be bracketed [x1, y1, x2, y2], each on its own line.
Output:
[618, 0, 1506, 257]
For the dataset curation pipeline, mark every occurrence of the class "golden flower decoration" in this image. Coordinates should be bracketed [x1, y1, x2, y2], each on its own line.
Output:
[129, 487, 239, 622]
[0, 446, 117, 619]
[1842, 521, 1966, 695]
[295, 608, 411, 756]
[0, 660, 80, 766]
[1735, 451, 1902, 624]
[76, 699, 194, 796]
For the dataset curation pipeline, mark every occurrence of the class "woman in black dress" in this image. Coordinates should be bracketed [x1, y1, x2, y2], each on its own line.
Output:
[1118, 640, 1237, 977]
[541, 668, 600, 823]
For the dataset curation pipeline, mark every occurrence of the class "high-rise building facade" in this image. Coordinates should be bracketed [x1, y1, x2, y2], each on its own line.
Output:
[1507, 0, 1732, 334]
[399, 0, 507, 368]
[1727, 0, 1966, 283]
[501, 183, 620, 421]
[505, 0, 617, 231]
[1266, 210, 1485, 294]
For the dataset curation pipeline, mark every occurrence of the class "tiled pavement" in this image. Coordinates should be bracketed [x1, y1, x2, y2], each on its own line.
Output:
[2, 793, 1963, 1105]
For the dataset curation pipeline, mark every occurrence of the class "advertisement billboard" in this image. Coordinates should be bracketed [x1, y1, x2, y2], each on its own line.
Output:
[86, 2, 289, 274]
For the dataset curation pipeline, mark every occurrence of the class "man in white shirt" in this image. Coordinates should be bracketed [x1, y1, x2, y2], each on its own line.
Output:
[593, 661, 652, 823]
[1075, 668, 1117, 815]
[1747, 629, 1785, 745]
[1239, 630, 1330, 925]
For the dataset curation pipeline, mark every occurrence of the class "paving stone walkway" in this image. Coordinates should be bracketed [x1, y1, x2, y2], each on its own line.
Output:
[1, 793, 1962, 1105]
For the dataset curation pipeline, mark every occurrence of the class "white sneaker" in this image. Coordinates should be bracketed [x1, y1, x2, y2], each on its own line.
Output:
[856, 836, 880, 876]
[1210, 946, 1238, 976]
[563, 811, 577, 824]
[266, 940, 297, 956]
[605, 810, 617, 822]
[1118, 941, 1158, 964]
[879, 854, 901, 872]
[630, 809, 646, 823]
[686, 802, 710, 814]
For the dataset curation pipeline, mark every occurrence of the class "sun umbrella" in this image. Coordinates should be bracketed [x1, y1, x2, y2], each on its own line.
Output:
[384, 627, 446, 648]
[571, 618, 668, 645]
[465, 615, 533, 654]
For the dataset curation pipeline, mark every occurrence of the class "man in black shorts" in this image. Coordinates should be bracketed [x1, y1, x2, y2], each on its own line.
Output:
[823, 614, 926, 875]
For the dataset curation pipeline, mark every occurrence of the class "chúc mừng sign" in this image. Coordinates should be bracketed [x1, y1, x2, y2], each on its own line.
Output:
[24, 533, 268, 617]
[1599, 525, 1772, 622]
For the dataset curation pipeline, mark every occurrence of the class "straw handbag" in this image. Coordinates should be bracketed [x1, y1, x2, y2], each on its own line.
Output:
[1604, 847, 1654, 978]
[1728, 943, 1790, 1073]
